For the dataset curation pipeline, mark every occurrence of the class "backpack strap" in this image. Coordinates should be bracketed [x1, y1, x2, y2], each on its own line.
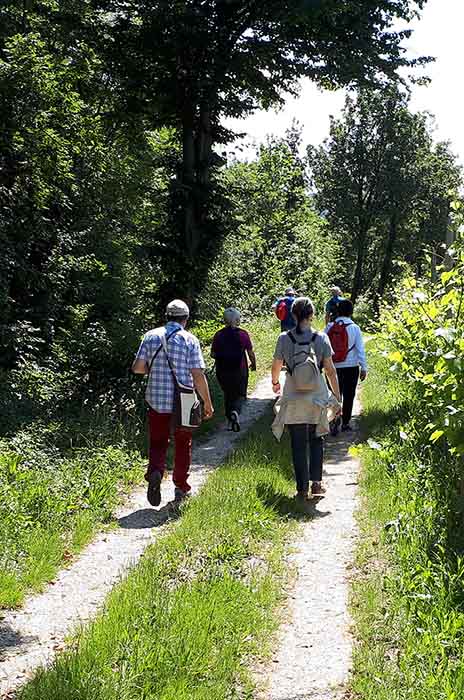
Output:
[147, 329, 180, 377]
[288, 331, 297, 344]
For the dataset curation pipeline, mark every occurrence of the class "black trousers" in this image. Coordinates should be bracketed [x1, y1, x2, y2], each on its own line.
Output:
[336, 366, 360, 426]
[288, 424, 324, 492]
[216, 367, 244, 420]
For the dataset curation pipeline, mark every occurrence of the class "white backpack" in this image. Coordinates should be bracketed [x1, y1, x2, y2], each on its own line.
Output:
[287, 331, 321, 392]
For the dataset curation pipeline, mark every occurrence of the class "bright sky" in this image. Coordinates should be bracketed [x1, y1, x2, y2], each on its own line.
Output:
[224, 0, 464, 164]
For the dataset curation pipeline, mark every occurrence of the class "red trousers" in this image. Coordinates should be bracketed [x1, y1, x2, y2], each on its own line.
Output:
[146, 409, 192, 492]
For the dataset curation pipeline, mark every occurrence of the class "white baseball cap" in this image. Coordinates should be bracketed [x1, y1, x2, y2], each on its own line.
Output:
[166, 299, 190, 317]
[330, 285, 342, 295]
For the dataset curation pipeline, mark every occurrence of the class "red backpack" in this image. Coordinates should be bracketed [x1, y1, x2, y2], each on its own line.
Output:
[275, 300, 288, 321]
[328, 321, 354, 363]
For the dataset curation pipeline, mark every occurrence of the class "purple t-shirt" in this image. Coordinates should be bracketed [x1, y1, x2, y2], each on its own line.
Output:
[211, 327, 252, 369]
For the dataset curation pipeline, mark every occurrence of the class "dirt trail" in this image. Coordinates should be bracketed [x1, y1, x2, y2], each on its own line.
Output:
[258, 399, 361, 700]
[0, 375, 275, 698]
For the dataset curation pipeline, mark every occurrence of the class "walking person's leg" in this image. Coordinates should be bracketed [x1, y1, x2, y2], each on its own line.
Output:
[308, 425, 325, 495]
[288, 424, 310, 497]
[172, 426, 193, 500]
[340, 366, 359, 429]
[239, 366, 249, 401]
[146, 409, 172, 506]
[221, 368, 243, 431]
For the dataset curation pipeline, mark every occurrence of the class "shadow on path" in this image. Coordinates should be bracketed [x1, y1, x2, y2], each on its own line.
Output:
[0, 624, 37, 657]
[257, 483, 331, 521]
[117, 501, 182, 530]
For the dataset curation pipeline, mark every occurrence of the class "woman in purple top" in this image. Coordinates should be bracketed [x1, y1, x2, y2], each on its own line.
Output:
[211, 308, 256, 432]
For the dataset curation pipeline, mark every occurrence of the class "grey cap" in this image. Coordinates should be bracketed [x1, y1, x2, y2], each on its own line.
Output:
[166, 299, 190, 317]
[285, 286, 296, 296]
[223, 307, 241, 326]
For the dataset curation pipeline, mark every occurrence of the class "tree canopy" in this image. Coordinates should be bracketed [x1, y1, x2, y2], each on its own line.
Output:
[308, 87, 461, 304]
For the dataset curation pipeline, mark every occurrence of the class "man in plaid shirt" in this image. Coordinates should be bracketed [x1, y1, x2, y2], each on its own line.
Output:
[132, 299, 214, 505]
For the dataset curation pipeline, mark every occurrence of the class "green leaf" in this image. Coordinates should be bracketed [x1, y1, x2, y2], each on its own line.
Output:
[429, 430, 444, 443]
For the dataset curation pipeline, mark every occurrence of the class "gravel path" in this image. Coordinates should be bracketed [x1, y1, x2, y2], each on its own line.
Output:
[257, 398, 361, 700]
[0, 375, 275, 698]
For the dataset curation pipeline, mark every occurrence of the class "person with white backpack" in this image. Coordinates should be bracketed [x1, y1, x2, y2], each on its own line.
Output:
[271, 297, 341, 501]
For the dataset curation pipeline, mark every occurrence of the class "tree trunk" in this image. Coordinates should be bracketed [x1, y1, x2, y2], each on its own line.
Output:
[351, 232, 366, 304]
[181, 104, 197, 265]
[377, 213, 397, 300]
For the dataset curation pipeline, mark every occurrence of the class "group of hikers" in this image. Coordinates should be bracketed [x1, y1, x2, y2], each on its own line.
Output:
[132, 285, 367, 506]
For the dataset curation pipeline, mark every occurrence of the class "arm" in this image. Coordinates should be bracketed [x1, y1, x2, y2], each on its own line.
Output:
[247, 348, 257, 371]
[323, 355, 341, 403]
[191, 368, 214, 419]
[132, 335, 149, 374]
[132, 358, 149, 374]
[355, 326, 368, 380]
[210, 332, 217, 359]
[271, 358, 284, 394]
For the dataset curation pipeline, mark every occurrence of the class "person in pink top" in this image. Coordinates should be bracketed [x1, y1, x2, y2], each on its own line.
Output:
[211, 308, 256, 432]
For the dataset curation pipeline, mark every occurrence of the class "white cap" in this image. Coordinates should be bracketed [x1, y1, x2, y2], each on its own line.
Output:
[166, 299, 190, 317]
[330, 285, 342, 295]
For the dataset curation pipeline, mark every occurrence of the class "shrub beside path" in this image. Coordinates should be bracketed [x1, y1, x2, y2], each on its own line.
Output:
[257, 400, 361, 700]
[0, 377, 275, 697]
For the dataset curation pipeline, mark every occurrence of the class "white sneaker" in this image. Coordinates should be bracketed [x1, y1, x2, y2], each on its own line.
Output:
[230, 410, 241, 432]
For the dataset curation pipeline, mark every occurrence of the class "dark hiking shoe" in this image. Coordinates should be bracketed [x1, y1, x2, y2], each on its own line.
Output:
[230, 410, 241, 432]
[330, 416, 341, 436]
[311, 481, 326, 497]
[147, 470, 162, 507]
[295, 490, 310, 504]
[341, 423, 353, 432]
[174, 487, 191, 503]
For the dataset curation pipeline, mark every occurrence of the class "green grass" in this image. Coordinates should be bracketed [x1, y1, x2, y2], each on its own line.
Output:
[0, 318, 278, 609]
[350, 348, 464, 700]
[17, 415, 311, 700]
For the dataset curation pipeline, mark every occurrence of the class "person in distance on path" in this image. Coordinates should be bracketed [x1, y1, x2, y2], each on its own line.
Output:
[324, 285, 345, 325]
[271, 297, 341, 502]
[272, 286, 297, 332]
[211, 307, 256, 432]
[132, 299, 214, 506]
[325, 299, 367, 434]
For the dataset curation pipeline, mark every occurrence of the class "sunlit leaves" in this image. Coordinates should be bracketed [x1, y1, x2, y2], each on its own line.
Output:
[378, 230, 464, 455]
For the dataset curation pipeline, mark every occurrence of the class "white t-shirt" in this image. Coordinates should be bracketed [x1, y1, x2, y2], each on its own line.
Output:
[325, 317, 367, 371]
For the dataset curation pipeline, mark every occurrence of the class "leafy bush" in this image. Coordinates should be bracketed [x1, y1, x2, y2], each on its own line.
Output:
[351, 232, 464, 699]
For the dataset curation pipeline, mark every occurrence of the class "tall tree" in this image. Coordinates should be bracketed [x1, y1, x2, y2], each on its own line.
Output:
[308, 87, 461, 303]
[97, 0, 429, 300]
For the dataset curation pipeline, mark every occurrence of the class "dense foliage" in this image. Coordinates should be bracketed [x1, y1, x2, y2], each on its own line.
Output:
[1, 1, 431, 378]
[309, 87, 462, 304]
[351, 229, 464, 698]
[198, 131, 340, 319]
[98, 0, 430, 298]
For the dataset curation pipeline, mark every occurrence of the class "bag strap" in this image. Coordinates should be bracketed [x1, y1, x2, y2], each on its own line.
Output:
[147, 329, 180, 377]
[160, 330, 181, 386]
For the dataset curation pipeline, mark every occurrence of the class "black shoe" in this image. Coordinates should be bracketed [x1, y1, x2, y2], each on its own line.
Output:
[174, 487, 191, 503]
[341, 423, 352, 432]
[330, 416, 341, 436]
[230, 410, 241, 432]
[147, 470, 162, 506]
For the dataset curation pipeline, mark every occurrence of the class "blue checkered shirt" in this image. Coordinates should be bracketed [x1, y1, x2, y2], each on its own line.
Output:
[135, 322, 205, 413]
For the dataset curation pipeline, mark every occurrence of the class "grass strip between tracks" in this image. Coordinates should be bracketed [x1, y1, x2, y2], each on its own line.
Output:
[18, 415, 311, 700]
